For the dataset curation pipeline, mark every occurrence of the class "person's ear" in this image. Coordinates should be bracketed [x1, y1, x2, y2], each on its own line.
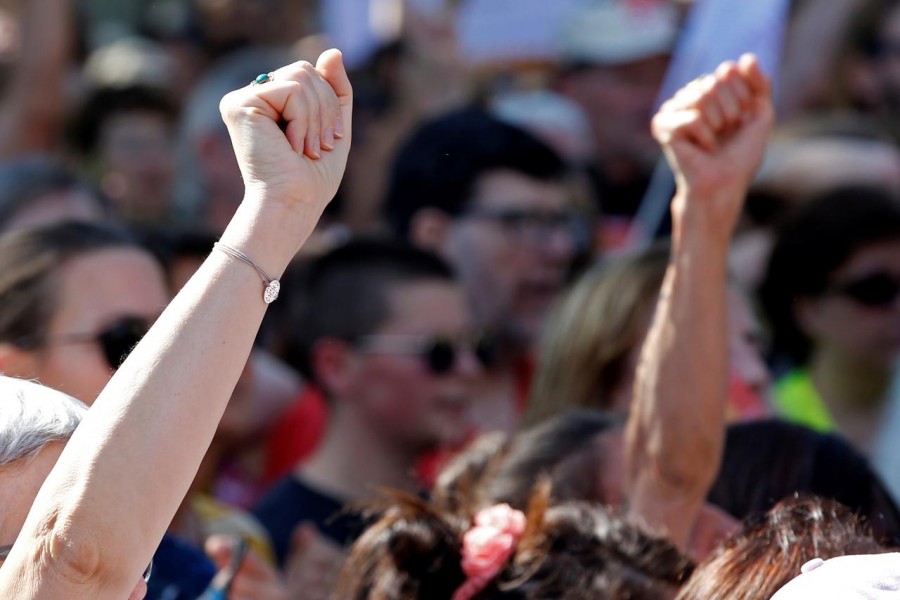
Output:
[409, 207, 452, 255]
[0, 342, 39, 379]
[310, 337, 357, 399]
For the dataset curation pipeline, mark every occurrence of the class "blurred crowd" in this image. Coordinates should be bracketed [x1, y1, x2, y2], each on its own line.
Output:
[0, 0, 899, 598]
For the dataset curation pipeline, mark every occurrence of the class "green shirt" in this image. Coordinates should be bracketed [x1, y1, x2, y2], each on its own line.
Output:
[772, 369, 836, 432]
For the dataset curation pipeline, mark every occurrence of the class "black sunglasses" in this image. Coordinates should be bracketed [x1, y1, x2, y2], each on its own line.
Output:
[356, 333, 498, 375]
[15, 316, 151, 370]
[829, 271, 900, 309]
[0, 544, 152, 582]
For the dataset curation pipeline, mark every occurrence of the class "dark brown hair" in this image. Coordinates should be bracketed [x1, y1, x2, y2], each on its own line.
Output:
[0, 221, 140, 345]
[675, 496, 886, 600]
[337, 484, 693, 600]
[444, 410, 623, 511]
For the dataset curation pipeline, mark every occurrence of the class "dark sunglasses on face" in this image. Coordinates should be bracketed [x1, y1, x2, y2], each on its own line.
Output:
[828, 271, 900, 308]
[14, 316, 152, 370]
[0, 544, 152, 582]
[356, 333, 499, 375]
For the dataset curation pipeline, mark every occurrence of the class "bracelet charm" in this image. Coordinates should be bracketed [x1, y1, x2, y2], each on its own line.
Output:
[214, 242, 280, 304]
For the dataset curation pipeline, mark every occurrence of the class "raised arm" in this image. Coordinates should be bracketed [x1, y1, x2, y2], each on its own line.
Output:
[0, 51, 352, 599]
[625, 55, 772, 554]
[0, 0, 74, 157]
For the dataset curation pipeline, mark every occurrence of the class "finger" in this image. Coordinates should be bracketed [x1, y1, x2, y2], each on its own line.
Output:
[225, 78, 313, 155]
[696, 77, 725, 131]
[205, 534, 237, 570]
[288, 522, 315, 558]
[679, 109, 717, 152]
[671, 78, 706, 110]
[710, 81, 743, 129]
[302, 62, 340, 151]
[653, 108, 714, 150]
[298, 75, 322, 159]
[269, 80, 312, 154]
[316, 49, 352, 139]
[724, 69, 752, 108]
[737, 53, 771, 97]
[271, 61, 324, 159]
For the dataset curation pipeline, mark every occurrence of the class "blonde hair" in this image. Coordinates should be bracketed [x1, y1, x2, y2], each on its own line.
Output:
[525, 243, 670, 425]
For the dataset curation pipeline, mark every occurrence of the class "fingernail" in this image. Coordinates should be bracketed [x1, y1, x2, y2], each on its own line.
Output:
[312, 137, 321, 159]
[334, 116, 345, 139]
[322, 127, 335, 150]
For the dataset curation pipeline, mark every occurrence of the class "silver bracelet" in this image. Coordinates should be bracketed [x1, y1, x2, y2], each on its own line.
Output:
[214, 242, 280, 304]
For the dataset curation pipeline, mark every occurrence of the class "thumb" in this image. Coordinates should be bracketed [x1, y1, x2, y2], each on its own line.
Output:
[288, 522, 316, 558]
[316, 49, 353, 135]
[205, 534, 238, 570]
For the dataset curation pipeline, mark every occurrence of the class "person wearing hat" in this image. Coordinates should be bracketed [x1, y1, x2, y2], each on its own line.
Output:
[554, 0, 677, 220]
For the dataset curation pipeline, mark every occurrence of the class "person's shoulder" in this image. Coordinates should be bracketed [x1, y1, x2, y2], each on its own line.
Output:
[253, 475, 345, 523]
[253, 475, 311, 515]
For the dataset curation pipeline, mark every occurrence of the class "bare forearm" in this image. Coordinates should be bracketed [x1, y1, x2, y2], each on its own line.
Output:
[0, 0, 73, 156]
[626, 54, 771, 553]
[626, 198, 730, 546]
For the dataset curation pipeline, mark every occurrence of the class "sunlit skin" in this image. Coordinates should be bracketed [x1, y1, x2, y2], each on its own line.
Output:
[553, 429, 739, 562]
[0, 441, 148, 599]
[342, 281, 480, 452]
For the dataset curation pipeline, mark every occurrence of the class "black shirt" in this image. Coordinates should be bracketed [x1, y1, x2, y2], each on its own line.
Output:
[252, 476, 364, 567]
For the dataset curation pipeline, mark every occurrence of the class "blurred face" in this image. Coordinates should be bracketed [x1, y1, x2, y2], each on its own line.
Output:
[99, 111, 174, 223]
[559, 56, 669, 178]
[345, 280, 481, 451]
[447, 170, 575, 348]
[800, 239, 900, 368]
[25, 249, 168, 404]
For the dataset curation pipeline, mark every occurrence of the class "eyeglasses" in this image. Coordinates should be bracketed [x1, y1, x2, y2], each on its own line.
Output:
[828, 271, 900, 308]
[355, 333, 498, 375]
[15, 316, 151, 370]
[462, 208, 585, 246]
[0, 544, 152, 582]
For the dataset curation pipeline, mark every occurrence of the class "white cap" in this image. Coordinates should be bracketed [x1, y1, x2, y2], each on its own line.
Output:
[560, 0, 677, 64]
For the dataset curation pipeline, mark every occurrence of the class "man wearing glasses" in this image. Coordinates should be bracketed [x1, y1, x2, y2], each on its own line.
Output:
[384, 108, 580, 432]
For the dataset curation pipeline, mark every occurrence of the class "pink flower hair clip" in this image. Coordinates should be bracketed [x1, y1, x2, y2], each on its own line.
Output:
[452, 503, 527, 600]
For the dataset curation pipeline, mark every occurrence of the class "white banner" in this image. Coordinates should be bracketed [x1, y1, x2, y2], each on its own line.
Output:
[657, 0, 792, 107]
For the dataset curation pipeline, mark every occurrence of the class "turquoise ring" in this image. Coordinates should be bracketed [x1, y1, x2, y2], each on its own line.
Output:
[251, 72, 274, 86]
